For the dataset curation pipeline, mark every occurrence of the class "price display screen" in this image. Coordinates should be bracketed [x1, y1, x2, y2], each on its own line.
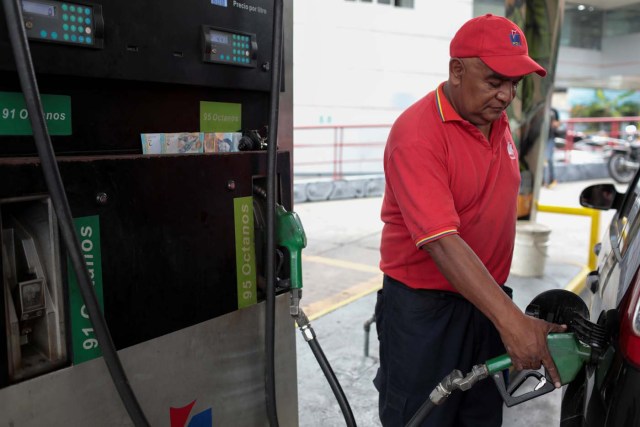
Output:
[22, 1, 56, 17]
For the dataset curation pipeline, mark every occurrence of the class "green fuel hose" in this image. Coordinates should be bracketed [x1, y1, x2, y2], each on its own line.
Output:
[406, 333, 593, 427]
[405, 364, 489, 427]
[275, 205, 356, 426]
[296, 309, 357, 427]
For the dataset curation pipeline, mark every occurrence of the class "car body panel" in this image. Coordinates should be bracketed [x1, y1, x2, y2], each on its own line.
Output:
[561, 169, 640, 427]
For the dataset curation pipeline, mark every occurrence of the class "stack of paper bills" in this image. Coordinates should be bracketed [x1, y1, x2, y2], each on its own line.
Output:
[141, 132, 243, 155]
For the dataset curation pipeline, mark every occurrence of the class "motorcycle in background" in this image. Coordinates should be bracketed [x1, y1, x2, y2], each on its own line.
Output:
[607, 124, 640, 184]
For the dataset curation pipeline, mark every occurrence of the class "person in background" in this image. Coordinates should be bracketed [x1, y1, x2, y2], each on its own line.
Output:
[544, 107, 561, 188]
[374, 14, 566, 427]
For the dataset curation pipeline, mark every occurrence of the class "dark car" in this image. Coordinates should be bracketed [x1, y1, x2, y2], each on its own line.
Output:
[560, 172, 640, 426]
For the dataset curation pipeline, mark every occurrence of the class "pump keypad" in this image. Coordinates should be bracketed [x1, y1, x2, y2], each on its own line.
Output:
[22, 1, 103, 48]
[202, 26, 257, 68]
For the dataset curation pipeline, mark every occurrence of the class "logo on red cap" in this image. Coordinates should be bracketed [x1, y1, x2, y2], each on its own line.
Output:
[509, 30, 521, 46]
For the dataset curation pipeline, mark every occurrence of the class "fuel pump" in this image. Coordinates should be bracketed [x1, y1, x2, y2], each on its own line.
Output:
[0, 1, 297, 426]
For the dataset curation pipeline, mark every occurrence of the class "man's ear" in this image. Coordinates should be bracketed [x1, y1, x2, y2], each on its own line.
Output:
[449, 58, 465, 85]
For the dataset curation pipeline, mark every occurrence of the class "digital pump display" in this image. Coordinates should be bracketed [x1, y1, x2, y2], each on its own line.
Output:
[210, 33, 229, 45]
[22, 1, 56, 17]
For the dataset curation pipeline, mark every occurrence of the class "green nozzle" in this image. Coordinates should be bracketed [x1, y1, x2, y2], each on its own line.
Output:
[546, 333, 591, 384]
[275, 204, 307, 290]
[485, 333, 591, 385]
[486, 353, 512, 374]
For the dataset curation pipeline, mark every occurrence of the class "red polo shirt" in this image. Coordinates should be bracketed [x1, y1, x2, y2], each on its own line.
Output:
[380, 82, 520, 292]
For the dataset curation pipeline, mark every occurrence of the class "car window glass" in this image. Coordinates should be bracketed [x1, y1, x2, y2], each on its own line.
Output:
[616, 175, 640, 256]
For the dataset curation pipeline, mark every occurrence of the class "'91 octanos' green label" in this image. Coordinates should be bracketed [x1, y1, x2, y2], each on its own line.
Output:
[0, 91, 72, 136]
[68, 215, 104, 364]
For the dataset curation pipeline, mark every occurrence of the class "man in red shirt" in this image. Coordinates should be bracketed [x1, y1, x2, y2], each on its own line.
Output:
[374, 14, 566, 426]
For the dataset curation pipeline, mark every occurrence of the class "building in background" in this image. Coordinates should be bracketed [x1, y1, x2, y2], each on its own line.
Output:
[293, 0, 472, 176]
[292, 0, 640, 176]
[294, 0, 640, 121]
[293, 0, 465, 127]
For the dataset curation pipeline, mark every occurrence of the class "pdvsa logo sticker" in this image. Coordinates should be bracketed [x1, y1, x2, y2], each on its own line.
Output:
[507, 140, 517, 159]
[170, 400, 212, 427]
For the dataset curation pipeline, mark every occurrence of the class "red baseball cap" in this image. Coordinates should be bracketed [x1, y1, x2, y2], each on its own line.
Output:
[450, 14, 546, 78]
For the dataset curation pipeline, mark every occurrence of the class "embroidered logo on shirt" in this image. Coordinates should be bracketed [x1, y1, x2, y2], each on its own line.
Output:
[510, 30, 521, 46]
[507, 140, 517, 159]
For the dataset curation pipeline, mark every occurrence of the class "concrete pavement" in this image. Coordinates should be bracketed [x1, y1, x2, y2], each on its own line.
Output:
[293, 178, 621, 427]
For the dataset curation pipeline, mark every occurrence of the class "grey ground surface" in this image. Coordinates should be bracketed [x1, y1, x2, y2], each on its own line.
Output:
[294, 176, 621, 427]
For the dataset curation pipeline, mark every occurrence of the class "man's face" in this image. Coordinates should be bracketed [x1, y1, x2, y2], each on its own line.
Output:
[453, 58, 522, 127]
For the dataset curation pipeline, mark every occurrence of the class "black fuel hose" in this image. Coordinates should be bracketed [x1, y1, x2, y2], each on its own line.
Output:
[405, 399, 436, 427]
[1, 1, 149, 425]
[265, 0, 284, 425]
[297, 309, 357, 427]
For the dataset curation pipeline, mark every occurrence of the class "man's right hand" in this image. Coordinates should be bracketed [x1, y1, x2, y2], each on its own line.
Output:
[498, 312, 567, 388]
[422, 235, 568, 387]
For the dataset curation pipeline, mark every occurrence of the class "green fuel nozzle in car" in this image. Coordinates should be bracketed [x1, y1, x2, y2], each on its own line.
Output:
[488, 332, 593, 406]
[275, 204, 307, 316]
[406, 333, 593, 427]
[406, 289, 610, 427]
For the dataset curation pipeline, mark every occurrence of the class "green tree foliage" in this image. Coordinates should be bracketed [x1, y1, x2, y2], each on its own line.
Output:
[618, 101, 640, 117]
[571, 89, 639, 118]
[570, 89, 640, 132]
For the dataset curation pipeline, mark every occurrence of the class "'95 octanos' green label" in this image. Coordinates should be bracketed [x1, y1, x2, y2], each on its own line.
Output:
[234, 197, 257, 309]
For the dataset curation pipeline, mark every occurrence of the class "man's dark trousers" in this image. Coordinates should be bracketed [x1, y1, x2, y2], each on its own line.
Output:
[374, 275, 509, 426]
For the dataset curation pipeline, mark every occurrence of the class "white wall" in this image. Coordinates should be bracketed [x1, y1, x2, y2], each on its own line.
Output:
[295, 1, 640, 126]
[294, 0, 473, 126]
[555, 32, 640, 89]
[602, 33, 640, 76]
